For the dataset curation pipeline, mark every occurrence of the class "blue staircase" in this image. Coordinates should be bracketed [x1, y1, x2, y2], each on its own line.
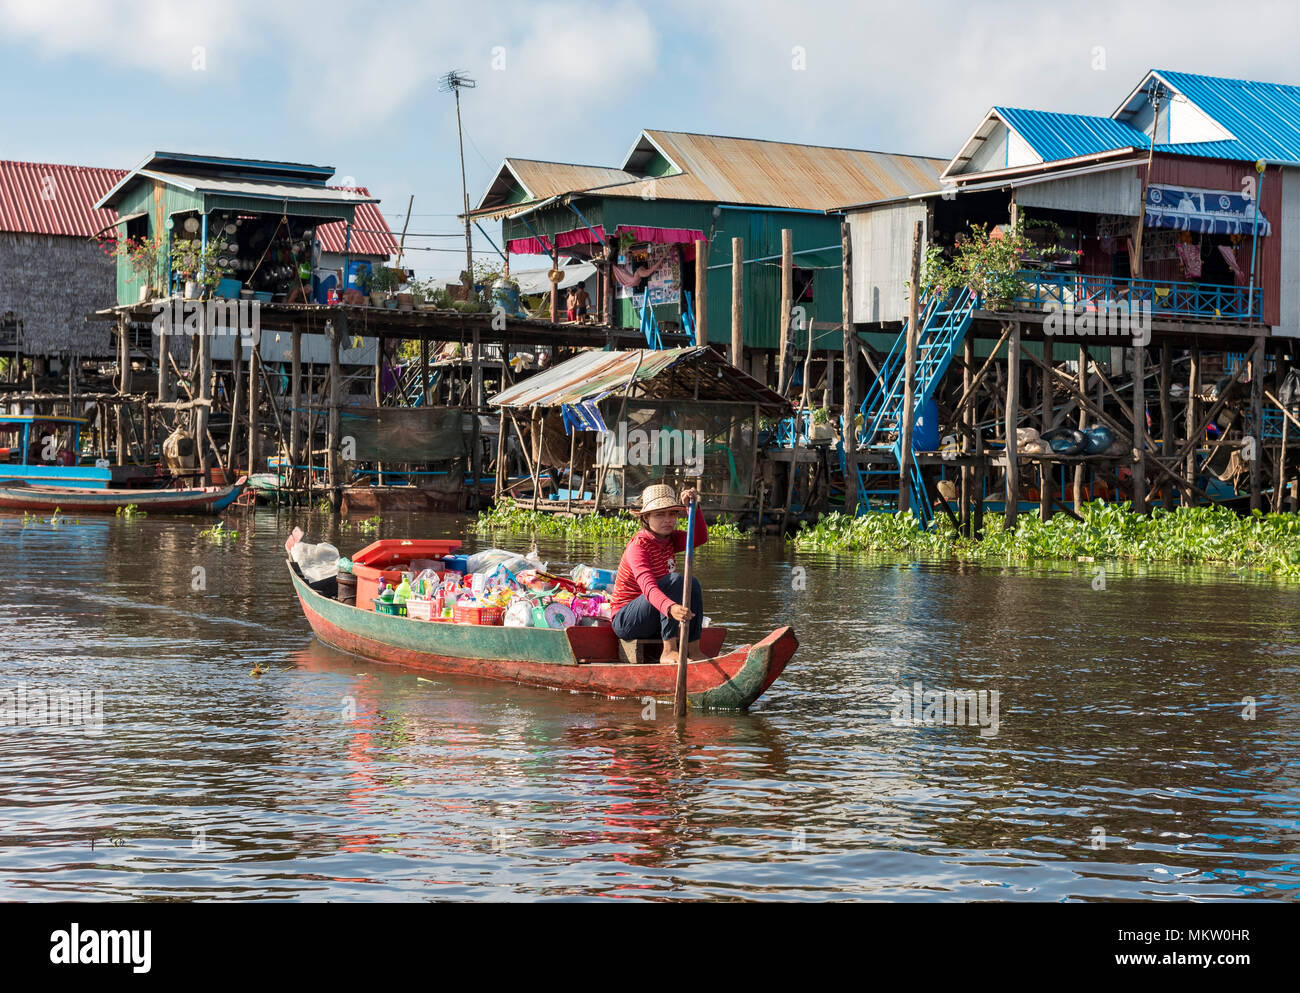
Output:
[854, 286, 978, 526]
[637, 297, 664, 349]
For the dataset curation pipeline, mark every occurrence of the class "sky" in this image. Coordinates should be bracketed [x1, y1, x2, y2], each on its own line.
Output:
[4, 0, 1300, 279]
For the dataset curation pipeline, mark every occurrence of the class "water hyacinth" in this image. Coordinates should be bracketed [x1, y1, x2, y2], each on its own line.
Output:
[792, 502, 1300, 579]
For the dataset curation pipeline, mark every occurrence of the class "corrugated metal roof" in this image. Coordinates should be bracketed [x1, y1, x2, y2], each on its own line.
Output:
[0, 160, 125, 237]
[614, 131, 946, 210]
[474, 135, 945, 216]
[995, 108, 1147, 161]
[1153, 70, 1300, 163]
[135, 170, 377, 203]
[490, 347, 790, 411]
[315, 186, 398, 256]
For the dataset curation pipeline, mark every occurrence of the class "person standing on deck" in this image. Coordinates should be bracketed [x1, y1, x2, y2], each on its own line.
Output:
[610, 484, 708, 663]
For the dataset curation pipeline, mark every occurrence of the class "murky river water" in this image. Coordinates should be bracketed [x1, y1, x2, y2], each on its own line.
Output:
[2, 507, 1298, 901]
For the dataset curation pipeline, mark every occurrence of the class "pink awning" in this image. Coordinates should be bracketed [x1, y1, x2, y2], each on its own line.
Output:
[616, 225, 705, 245]
[506, 224, 607, 256]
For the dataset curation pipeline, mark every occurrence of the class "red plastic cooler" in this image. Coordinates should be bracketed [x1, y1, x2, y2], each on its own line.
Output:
[351, 538, 462, 610]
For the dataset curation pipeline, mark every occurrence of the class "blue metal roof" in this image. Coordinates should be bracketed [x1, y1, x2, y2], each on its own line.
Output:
[1154, 70, 1300, 163]
[995, 107, 1147, 161]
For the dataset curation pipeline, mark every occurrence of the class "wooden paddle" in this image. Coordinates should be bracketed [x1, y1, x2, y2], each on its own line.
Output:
[673, 498, 698, 718]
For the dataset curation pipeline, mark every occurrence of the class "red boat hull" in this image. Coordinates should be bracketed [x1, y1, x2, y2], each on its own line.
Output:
[290, 564, 795, 709]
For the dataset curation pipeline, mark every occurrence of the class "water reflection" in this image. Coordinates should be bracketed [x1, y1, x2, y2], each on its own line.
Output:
[0, 507, 1297, 900]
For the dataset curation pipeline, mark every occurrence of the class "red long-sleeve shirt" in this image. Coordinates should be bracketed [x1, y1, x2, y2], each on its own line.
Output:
[610, 517, 708, 617]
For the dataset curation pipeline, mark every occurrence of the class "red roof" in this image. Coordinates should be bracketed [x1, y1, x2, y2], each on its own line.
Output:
[316, 186, 399, 257]
[0, 160, 126, 237]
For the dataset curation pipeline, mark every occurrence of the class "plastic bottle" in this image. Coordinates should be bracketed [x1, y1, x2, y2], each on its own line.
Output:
[444, 590, 458, 619]
[394, 576, 412, 604]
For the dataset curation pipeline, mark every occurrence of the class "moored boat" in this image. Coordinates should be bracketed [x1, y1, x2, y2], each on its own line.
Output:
[288, 560, 796, 710]
[0, 476, 247, 515]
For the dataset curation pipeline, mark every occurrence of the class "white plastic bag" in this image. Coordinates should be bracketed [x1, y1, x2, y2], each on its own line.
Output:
[292, 541, 340, 583]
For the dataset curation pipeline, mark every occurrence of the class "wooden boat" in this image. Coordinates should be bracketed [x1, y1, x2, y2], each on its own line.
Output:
[0, 476, 247, 515]
[288, 561, 796, 710]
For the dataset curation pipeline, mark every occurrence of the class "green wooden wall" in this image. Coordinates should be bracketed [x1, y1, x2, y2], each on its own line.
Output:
[504, 198, 846, 351]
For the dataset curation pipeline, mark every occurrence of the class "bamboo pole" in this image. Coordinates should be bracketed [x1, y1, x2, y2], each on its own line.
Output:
[494, 408, 506, 500]
[779, 316, 816, 534]
[961, 333, 974, 534]
[226, 326, 243, 479]
[1160, 342, 1174, 510]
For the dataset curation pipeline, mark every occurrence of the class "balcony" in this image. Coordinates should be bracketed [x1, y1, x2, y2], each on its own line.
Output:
[1012, 269, 1264, 324]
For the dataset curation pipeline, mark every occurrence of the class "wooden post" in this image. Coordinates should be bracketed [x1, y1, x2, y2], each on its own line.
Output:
[471, 326, 483, 507]
[899, 222, 922, 513]
[494, 408, 507, 500]
[731, 237, 744, 368]
[960, 333, 974, 534]
[328, 315, 343, 507]
[156, 326, 168, 437]
[840, 221, 858, 514]
[1040, 339, 1053, 520]
[196, 312, 212, 476]
[564, 429, 577, 513]
[1185, 346, 1200, 506]
[778, 228, 793, 394]
[1004, 322, 1020, 528]
[226, 323, 243, 478]
[1160, 342, 1174, 510]
[247, 327, 261, 476]
[550, 242, 559, 323]
[286, 329, 302, 496]
[694, 239, 708, 346]
[1074, 346, 1087, 509]
[1132, 344, 1147, 514]
[1250, 334, 1265, 511]
[116, 318, 128, 463]
[420, 336, 430, 407]
[604, 236, 616, 327]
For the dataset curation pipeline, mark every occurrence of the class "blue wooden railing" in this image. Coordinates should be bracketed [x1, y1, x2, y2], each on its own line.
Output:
[1012, 270, 1263, 323]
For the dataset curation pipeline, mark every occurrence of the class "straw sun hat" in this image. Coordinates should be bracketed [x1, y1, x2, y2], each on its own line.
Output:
[637, 483, 687, 517]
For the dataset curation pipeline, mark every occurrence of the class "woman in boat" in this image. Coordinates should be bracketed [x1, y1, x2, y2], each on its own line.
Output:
[610, 483, 708, 664]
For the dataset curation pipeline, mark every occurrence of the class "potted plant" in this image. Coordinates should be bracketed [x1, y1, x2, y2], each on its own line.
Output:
[114, 235, 166, 301]
[810, 406, 834, 442]
[171, 237, 228, 299]
[364, 266, 400, 306]
[947, 219, 1037, 310]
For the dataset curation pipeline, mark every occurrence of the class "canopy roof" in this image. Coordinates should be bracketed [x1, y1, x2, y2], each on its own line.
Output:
[490, 347, 791, 413]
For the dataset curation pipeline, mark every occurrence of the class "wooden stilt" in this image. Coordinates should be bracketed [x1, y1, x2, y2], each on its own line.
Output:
[1039, 339, 1053, 520]
[196, 313, 212, 476]
[841, 221, 858, 515]
[731, 237, 744, 369]
[247, 328, 261, 476]
[1250, 334, 1265, 511]
[960, 334, 973, 534]
[899, 222, 921, 513]
[1074, 346, 1087, 509]
[778, 229, 793, 395]
[494, 409, 506, 500]
[1004, 322, 1020, 529]
[1185, 346, 1199, 506]
[1160, 342, 1174, 510]
[694, 239, 708, 347]
[471, 327, 483, 507]
[328, 315, 343, 508]
[1132, 344, 1146, 514]
[290, 329, 303, 497]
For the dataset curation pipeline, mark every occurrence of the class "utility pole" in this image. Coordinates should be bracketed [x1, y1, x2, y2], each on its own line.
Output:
[440, 70, 477, 289]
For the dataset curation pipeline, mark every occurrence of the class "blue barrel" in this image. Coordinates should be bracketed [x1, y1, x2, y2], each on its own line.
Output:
[913, 397, 940, 451]
[492, 278, 523, 317]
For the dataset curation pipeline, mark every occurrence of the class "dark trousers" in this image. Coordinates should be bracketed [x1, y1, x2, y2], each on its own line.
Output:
[612, 572, 703, 644]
